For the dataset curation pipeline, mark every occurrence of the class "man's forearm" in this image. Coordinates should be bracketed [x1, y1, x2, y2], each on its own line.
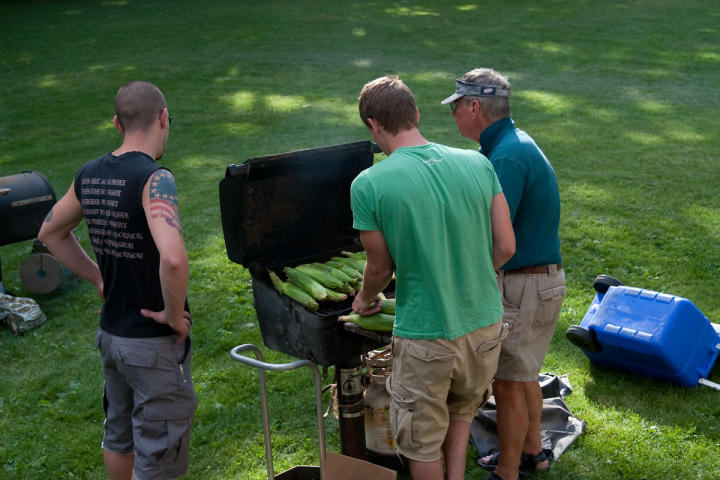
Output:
[40, 232, 102, 287]
[357, 262, 393, 305]
[37, 187, 102, 289]
[158, 255, 189, 327]
[490, 192, 515, 269]
[492, 247, 513, 270]
[353, 229, 394, 313]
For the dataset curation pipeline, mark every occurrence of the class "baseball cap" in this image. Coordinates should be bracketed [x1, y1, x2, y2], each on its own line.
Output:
[441, 79, 511, 104]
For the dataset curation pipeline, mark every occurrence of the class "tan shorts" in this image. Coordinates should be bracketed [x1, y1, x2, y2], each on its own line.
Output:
[495, 265, 566, 382]
[387, 322, 507, 462]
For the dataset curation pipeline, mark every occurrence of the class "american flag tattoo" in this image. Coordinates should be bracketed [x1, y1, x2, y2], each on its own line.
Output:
[149, 169, 182, 233]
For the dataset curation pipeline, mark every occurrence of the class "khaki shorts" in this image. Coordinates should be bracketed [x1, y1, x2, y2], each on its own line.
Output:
[387, 322, 507, 462]
[495, 265, 566, 382]
[96, 329, 198, 480]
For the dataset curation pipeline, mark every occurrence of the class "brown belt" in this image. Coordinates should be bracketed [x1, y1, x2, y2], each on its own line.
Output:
[504, 263, 562, 275]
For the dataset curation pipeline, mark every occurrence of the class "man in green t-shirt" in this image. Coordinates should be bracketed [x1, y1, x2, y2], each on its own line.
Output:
[443, 68, 566, 480]
[350, 75, 515, 480]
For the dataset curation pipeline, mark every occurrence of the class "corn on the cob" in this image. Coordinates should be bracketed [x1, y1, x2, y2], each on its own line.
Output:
[326, 260, 362, 280]
[309, 263, 356, 294]
[338, 312, 394, 332]
[341, 250, 367, 261]
[325, 288, 348, 302]
[380, 298, 396, 315]
[268, 270, 319, 311]
[284, 267, 328, 301]
[295, 264, 344, 290]
[331, 256, 366, 272]
[311, 262, 353, 282]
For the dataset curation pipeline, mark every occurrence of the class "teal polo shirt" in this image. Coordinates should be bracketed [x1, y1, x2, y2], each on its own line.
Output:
[479, 117, 562, 270]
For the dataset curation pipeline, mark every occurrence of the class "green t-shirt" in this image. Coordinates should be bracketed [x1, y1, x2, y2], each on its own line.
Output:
[350, 143, 503, 340]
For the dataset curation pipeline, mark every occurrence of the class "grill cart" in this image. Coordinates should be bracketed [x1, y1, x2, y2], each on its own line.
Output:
[220, 141, 396, 461]
[230, 344, 326, 479]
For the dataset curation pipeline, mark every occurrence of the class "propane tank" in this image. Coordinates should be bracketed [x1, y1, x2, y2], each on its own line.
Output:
[363, 347, 395, 456]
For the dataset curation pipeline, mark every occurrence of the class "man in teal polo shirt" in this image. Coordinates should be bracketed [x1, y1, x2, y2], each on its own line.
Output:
[443, 68, 566, 480]
[351, 75, 516, 480]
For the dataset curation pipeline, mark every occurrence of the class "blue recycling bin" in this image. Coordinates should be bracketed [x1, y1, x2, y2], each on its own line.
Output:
[566, 276, 720, 387]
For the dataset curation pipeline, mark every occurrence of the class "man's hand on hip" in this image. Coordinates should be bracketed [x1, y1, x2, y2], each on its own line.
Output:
[140, 309, 191, 344]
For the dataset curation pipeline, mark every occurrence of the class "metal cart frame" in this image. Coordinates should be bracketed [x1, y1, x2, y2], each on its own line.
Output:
[230, 344, 326, 480]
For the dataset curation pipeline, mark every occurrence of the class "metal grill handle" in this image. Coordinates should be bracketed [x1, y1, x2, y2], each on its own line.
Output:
[230, 344, 326, 480]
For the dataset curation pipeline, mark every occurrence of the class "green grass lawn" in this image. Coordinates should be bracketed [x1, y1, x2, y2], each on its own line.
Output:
[2, 1, 719, 479]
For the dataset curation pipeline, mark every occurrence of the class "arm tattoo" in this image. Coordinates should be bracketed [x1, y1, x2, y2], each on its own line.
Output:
[44, 207, 54, 223]
[149, 170, 183, 234]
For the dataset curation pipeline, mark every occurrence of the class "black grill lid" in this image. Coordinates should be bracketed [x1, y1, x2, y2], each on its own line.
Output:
[0, 172, 56, 246]
[219, 141, 377, 270]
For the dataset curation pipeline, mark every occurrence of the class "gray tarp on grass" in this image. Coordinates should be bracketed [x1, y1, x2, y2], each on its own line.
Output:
[470, 373, 586, 469]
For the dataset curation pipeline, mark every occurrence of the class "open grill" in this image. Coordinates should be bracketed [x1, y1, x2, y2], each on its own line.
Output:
[219, 141, 390, 366]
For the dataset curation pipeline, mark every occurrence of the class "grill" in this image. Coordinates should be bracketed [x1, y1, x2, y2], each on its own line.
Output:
[0, 172, 57, 293]
[219, 140, 391, 366]
[0, 172, 56, 247]
[220, 140, 400, 464]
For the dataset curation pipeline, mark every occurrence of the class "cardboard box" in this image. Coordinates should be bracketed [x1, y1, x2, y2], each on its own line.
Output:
[272, 453, 397, 480]
[324, 452, 397, 480]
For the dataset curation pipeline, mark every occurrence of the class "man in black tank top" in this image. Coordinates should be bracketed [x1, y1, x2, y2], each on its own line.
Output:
[39, 81, 196, 480]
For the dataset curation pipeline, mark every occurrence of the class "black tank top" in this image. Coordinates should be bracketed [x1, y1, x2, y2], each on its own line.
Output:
[75, 151, 182, 337]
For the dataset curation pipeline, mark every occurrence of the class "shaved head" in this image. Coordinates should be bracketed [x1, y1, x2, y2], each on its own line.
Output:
[114, 81, 167, 133]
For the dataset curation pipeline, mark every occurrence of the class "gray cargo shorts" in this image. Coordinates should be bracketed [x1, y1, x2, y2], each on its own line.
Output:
[96, 329, 198, 480]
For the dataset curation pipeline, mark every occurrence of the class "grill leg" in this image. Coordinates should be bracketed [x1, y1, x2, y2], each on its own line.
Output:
[335, 355, 367, 459]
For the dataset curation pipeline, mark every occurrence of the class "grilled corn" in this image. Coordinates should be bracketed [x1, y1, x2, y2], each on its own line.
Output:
[284, 267, 328, 301]
[268, 270, 319, 311]
[338, 312, 394, 332]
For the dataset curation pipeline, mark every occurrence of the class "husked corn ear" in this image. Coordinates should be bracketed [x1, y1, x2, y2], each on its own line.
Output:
[284, 267, 328, 301]
[268, 270, 319, 311]
[295, 264, 344, 290]
[338, 312, 394, 332]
